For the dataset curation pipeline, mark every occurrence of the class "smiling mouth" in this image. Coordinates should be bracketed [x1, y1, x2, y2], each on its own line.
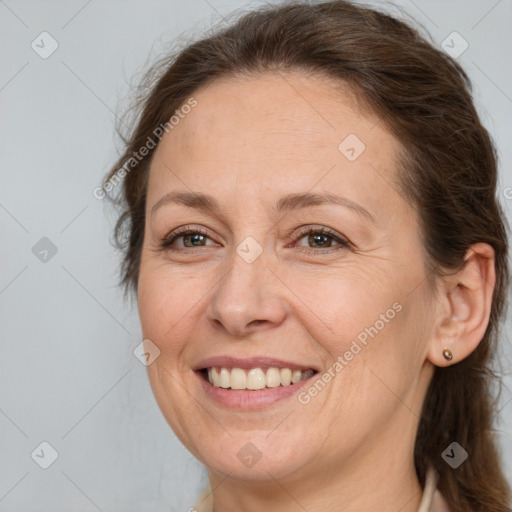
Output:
[199, 367, 317, 390]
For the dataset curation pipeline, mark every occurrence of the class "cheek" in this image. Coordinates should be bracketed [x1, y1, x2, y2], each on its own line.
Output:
[137, 268, 211, 387]
[289, 271, 401, 355]
[292, 273, 418, 411]
[136, 268, 212, 443]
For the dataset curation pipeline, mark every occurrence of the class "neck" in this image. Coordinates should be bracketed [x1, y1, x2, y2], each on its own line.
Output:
[207, 430, 423, 512]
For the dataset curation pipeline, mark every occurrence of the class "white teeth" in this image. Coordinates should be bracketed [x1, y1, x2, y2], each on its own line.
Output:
[205, 366, 314, 390]
[230, 368, 246, 389]
[211, 367, 221, 387]
[291, 370, 302, 384]
[266, 368, 281, 388]
[280, 368, 292, 386]
[219, 368, 230, 388]
[247, 368, 266, 390]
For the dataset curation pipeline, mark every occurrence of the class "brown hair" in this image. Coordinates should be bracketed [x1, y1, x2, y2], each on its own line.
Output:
[103, 1, 511, 509]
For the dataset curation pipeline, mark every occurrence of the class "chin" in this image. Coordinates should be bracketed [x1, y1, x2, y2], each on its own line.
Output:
[193, 430, 318, 482]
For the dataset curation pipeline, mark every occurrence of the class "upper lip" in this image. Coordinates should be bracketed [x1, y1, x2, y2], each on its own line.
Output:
[193, 356, 319, 372]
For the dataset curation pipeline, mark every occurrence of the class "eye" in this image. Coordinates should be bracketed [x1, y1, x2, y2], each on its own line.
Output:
[290, 226, 352, 253]
[159, 225, 352, 254]
[159, 225, 218, 250]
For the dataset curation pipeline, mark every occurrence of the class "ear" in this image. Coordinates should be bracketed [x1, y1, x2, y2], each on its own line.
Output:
[426, 243, 496, 367]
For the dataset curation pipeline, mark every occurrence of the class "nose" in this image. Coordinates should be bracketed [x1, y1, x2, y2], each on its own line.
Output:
[206, 251, 288, 338]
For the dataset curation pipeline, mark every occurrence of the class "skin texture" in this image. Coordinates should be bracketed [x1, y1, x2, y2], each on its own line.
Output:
[137, 71, 496, 512]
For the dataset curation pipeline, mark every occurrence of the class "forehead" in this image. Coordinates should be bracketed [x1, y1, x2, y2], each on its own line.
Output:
[169, 71, 380, 159]
[147, 71, 403, 221]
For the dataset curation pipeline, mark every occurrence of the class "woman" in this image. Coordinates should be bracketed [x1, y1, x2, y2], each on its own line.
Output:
[103, 1, 511, 510]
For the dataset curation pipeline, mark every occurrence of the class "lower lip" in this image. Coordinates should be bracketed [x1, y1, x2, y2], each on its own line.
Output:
[196, 371, 315, 410]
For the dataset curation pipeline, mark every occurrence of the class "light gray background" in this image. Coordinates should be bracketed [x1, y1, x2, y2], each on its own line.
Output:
[1, 0, 511, 510]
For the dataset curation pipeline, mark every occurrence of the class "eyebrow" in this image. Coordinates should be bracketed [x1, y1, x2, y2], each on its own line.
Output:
[150, 190, 375, 223]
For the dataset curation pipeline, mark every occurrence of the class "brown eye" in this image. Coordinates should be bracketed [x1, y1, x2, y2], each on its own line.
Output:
[293, 227, 351, 253]
[160, 227, 216, 250]
[307, 232, 334, 248]
[182, 233, 207, 247]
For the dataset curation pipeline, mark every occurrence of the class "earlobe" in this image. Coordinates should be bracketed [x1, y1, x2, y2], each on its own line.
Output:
[426, 242, 496, 367]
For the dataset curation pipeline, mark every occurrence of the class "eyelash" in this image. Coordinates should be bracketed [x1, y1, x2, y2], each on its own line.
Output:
[159, 225, 352, 254]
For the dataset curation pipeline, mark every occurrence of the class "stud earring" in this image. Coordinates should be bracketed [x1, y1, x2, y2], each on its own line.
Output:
[442, 348, 453, 361]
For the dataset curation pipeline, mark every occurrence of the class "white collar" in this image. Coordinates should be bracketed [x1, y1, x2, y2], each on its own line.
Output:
[417, 465, 438, 512]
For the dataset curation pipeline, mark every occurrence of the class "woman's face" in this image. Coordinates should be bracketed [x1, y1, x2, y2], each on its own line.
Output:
[138, 71, 436, 482]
